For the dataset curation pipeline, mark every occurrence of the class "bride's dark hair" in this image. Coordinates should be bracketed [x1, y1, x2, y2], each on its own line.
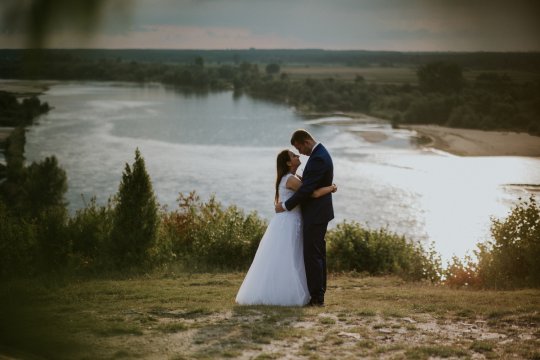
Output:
[275, 149, 291, 204]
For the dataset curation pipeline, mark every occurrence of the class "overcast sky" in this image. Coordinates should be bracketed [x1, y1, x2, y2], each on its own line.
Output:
[1, 0, 539, 51]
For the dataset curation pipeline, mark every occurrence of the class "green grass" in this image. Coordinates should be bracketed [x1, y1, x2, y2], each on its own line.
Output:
[405, 345, 469, 359]
[470, 340, 495, 353]
[0, 273, 538, 359]
[282, 65, 419, 84]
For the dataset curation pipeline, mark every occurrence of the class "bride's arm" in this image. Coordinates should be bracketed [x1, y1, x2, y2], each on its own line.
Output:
[286, 176, 337, 198]
[312, 184, 337, 198]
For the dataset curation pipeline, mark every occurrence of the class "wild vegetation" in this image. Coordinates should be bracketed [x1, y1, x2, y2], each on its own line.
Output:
[445, 196, 540, 289]
[0, 91, 50, 127]
[0, 147, 439, 281]
[1, 141, 539, 290]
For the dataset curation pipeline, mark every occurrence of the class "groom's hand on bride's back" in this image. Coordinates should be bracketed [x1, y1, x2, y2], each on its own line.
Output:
[275, 202, 286, 213]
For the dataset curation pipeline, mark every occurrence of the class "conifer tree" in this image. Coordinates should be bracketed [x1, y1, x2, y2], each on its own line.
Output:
[111, 149, 158, 268]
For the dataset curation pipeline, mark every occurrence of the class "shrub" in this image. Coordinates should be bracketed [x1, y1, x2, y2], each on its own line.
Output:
[162, 192, 267, 271]
[68, 197, 114, 271]
[0, 201, 37, 278]
[326, 221, 441, 281]
[476, 195, 540, 288]
[35, 206, 70, 271]
[443, 255, 481, 288]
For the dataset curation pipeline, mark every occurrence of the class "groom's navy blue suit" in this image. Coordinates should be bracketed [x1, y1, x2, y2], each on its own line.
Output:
[285, 143, 334, 303]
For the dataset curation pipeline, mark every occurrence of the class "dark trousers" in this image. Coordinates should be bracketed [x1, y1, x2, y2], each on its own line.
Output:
[303, 222, 328, 302]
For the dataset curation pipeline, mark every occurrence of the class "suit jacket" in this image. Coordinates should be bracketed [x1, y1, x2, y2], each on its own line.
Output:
[285, 143, 334, 225]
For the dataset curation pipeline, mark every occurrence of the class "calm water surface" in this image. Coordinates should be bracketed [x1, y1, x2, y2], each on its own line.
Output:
[23, 82, 540, 262]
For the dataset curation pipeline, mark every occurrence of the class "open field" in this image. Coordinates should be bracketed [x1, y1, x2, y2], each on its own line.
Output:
[1, 273, 538, 359]
[282, 65, 540, 85]
[282, 66, 418, 83]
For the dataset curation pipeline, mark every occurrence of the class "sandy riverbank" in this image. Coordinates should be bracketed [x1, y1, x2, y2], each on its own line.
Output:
[0, 80, 51, 95]
[402, 125, 540, 157]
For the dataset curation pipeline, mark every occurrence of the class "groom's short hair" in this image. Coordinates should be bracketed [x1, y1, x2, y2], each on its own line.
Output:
[290, 129, 314, 145]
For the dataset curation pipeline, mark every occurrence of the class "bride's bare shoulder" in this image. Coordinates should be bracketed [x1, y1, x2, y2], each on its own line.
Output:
[286, 174, 302, 191]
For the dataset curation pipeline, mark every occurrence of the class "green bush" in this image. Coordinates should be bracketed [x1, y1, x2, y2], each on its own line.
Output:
[67, 197, 114, 272]
[0, 201, 37, 278]
[162, 192, 267, 271]
[23, 156, 68, 218]
[477, 196, 540, 288]
[326, 221, 441, 281]
[444, 196, 540, 288]
[35, 207, 70, 271]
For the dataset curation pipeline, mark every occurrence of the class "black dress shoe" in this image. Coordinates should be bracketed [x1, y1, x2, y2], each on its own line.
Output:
[309, 298, 324, 307]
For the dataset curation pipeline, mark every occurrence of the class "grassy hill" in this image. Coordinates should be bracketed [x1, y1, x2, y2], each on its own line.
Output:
[1, 273, 538, 359]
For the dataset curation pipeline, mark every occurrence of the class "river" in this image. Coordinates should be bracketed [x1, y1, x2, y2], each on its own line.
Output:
[21, 81, 540, 263]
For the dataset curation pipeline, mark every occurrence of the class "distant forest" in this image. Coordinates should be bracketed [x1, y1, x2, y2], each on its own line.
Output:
[2, 49, 540, 70]
[1, 49, 539, 134]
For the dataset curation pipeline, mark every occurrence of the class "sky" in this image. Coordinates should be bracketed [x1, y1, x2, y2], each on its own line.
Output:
[1, 0, 539, 51]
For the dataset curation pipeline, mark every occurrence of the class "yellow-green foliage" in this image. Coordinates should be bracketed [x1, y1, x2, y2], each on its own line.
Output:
[445, 196, 540, 288]
[161, 191, 267, 271]
[479, 195, 540, 288]
[326, 221, 442, 281]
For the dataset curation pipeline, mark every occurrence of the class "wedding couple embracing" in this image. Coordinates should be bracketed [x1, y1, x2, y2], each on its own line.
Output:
[236, 129, 336, 307]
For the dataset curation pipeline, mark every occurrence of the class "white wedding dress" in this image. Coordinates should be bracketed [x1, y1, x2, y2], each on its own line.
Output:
[236, 173, 310, 306]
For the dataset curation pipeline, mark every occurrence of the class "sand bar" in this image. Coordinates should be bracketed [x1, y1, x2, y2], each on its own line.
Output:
[354, 131, 389, 143]
[403, 125, 540, 157]
[0, 80, 51, 95]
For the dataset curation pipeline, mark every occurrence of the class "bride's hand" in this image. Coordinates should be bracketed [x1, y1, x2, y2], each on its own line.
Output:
[275, 202, 286, 213]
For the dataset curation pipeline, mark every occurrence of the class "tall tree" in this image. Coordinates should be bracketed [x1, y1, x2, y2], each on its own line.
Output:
[24, 156, 67, 218]
[110, 149, 158, 268]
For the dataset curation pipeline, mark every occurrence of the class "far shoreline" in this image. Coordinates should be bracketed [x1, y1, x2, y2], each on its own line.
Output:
[298, 110, 540, 157]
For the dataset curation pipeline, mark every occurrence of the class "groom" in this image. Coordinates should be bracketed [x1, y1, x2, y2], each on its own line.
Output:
[275, 129, 334, 306]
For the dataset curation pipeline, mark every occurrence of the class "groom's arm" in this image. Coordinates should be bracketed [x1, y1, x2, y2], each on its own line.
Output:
[283, 156, 327, 211]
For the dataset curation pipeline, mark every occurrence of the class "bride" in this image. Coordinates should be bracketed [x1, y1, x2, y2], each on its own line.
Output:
[236, 149, 337, 306]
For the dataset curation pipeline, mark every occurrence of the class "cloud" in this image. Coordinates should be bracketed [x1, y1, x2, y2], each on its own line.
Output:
[1, 0, 539, 50]
[0, 24, 310, 49]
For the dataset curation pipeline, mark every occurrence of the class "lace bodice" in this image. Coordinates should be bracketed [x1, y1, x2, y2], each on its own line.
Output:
[278, 174, 299, 210]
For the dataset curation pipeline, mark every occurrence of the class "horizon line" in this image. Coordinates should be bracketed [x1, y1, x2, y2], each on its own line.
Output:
[2, 48, 540, 54]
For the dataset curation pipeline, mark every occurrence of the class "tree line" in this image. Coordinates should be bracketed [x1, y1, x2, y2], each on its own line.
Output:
[0, 91, 50, 127]
[2, 49, 540, 70]
[1, 52, 538, 134]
